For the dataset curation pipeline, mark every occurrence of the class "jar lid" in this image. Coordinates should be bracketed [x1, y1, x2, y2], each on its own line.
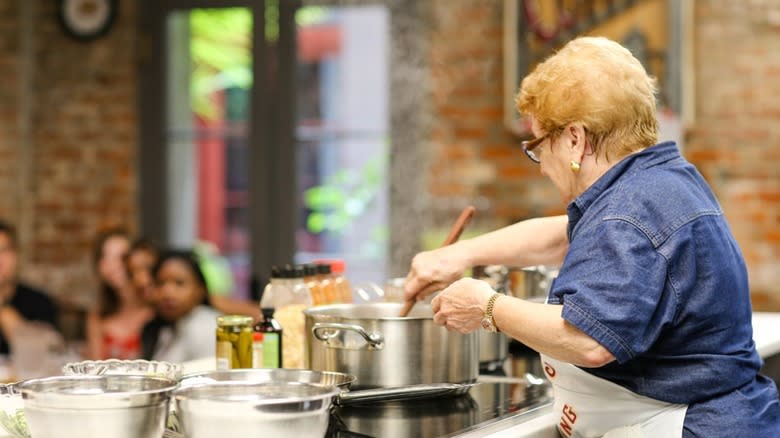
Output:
[291, 265, 305, 278]
[315, 259, 345, 273]
[217, 315, 254, 327]
[302, 263, 318, 277]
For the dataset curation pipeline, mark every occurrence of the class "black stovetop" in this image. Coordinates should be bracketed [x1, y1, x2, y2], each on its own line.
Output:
[326, 350, 552, 438]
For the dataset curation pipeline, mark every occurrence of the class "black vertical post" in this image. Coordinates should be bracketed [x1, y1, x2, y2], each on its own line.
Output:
[248, 0, 272, 288]
[137, 1, 168, 243]
[273, 0, 299, 265]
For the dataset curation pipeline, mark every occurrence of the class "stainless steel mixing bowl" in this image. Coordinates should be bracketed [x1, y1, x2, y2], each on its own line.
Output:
[18, 374, 178, 438]
[174, 380, 340, 438]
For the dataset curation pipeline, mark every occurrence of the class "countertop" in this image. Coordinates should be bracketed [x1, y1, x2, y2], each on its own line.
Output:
[751, 312, 780, 358]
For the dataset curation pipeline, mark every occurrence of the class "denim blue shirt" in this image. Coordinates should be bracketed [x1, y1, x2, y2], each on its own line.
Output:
[548, 142, 780, 435]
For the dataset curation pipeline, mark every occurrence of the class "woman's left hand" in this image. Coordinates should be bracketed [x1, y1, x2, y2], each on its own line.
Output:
[431, 278, 494, 333]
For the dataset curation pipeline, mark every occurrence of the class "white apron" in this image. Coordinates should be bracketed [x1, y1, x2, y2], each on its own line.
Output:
[540, 354, 688, 438]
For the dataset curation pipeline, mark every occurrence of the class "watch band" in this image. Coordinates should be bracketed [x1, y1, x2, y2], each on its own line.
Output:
[485, 292, 500, 331]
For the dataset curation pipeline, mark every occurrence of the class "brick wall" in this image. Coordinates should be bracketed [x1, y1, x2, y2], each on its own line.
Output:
[428, 0, 780, 305]
[0, 0, 138, 309]
[0, 1, 21, 217]
[690, 0, 780, 306]
[428, 0, 562, 234]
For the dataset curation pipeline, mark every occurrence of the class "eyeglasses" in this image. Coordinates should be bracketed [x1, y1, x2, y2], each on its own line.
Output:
[520, 134, 548, 164]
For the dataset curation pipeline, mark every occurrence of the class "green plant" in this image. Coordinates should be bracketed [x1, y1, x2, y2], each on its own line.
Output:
[188, 5, 328, 120]
[189, 8, 252, 120]
[304, 153, 387, 236]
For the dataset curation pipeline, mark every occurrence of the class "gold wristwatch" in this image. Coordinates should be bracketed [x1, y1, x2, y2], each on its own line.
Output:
[481, 292, 500, 333]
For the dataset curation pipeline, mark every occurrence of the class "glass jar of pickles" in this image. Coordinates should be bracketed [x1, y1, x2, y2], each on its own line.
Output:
[216, 315, 254, 370]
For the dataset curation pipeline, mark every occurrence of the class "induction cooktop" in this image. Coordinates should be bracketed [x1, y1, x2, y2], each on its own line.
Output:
[327, 351, 552, 438]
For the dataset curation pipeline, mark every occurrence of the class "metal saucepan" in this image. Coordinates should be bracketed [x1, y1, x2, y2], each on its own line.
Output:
[179, 369, 474, 407]
[305, 303, 479, 389]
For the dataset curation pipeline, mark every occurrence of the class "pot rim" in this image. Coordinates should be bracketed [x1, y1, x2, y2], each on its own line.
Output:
[304, 303, 433, 320]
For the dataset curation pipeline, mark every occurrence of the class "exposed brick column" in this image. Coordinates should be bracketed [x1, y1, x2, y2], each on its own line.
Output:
[4, 0, 139, 309]
[0, 1, 21, 218]
[689, 0, 780, 306]
[428, 0, 563, 234]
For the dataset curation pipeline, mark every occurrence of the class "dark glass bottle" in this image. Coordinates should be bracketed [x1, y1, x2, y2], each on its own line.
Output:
[254, 307, 283, 368]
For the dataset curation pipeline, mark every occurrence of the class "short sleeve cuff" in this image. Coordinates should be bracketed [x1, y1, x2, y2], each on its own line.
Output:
[562, 300, 635, 364]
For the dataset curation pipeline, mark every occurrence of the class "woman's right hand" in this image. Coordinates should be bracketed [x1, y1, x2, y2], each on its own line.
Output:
[403, 242, 472, 302]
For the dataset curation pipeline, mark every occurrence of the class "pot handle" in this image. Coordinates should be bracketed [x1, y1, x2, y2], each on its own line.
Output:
[336, 383, 476, 406]
[312, 322, 384, 350]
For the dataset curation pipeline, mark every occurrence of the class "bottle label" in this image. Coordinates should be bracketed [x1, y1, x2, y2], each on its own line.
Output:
[263, 332, 280, 368]
[252, 341, 264, 368]
[216, 340, 232, 370]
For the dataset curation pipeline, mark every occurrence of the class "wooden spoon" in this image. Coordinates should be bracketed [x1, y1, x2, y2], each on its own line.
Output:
[398, 205, 476, 317]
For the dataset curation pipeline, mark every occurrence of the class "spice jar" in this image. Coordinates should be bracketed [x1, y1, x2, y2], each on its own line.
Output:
[216, 315, 254, 370]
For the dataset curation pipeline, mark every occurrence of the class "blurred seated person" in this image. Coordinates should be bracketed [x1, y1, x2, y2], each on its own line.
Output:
[194, 240, 259, 319]
[0, 220, 59, 355]
[141, 249, 220, 363]
[125, 237, 160, 306]
[85, 228, 153, 359]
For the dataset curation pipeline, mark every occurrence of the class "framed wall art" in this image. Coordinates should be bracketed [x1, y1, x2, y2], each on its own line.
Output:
[503, 0, 694, 146]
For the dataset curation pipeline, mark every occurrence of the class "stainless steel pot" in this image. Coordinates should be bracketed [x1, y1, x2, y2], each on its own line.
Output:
[304, 303, 478, 388]
[510, 265, 559, 302]
[19, 374, 177, 438]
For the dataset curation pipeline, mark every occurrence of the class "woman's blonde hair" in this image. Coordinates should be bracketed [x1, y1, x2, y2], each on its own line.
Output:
[515, 36, 658, 160]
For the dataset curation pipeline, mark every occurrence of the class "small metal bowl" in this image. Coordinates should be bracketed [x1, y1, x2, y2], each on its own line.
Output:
[19, 374, 178, 438]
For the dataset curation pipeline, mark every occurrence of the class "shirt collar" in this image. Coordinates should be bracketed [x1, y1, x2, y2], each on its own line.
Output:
[566, 141, 681, 239]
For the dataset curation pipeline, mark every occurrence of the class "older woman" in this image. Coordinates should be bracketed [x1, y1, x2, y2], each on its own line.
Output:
[404, 37, 779, 437]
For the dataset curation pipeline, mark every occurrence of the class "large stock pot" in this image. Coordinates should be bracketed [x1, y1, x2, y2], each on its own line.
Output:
[304, 303, 478, 389]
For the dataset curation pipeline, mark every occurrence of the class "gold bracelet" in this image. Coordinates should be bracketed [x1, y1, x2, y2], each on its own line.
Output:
[486, 292, 501, 332]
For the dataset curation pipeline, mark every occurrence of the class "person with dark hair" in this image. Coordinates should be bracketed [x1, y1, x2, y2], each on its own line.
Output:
[85, 227, 153, 359]
[141, 249, 220, 363]
[0, 220, 58, 355]
[125, 237, 160, 306]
